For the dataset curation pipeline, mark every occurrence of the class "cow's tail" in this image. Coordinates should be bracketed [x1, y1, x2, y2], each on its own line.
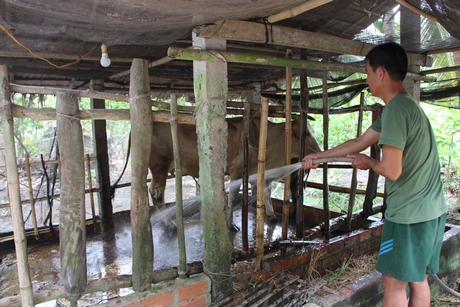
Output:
[111, 131, 131, 199]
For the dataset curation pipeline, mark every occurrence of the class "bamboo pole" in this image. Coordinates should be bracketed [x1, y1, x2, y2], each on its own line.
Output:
[322, 52, 331, 240]
[129, 58, 154, 292]
[256, 97, 269, 270]
[266, 0, 332, 23]
[170, 94, 187, 279]
[168, 47, 367, 75]
[0, 66, 34, 307]
[242, 102, 250, 253]
[346, 92, 364, 231]
[85, 154, 97, 233]
[282, 49, 293, 241]
[25, 154, 39, 239]
[56, 91, 87, 306]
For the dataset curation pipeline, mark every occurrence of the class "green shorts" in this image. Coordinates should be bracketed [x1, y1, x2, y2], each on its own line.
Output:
[376, 213, 446, 282]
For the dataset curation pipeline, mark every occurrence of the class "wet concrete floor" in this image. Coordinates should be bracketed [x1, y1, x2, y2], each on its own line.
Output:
[0, 201, 295, 306]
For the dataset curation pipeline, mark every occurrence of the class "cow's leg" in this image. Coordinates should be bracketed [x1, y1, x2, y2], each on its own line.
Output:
[149, 172, 177, 232]
[227, 180, 240, 232]
[264, 180, 278, 223]
[250, 180, 278, 223]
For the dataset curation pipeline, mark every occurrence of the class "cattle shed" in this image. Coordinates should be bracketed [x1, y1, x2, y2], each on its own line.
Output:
[1, 0, 460, 306]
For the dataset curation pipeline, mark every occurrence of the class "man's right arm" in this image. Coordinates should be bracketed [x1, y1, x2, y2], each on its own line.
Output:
[302, 127, 380, 169]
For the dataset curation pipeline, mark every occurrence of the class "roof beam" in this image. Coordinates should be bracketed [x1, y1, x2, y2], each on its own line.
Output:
[195, 20, 430, 66]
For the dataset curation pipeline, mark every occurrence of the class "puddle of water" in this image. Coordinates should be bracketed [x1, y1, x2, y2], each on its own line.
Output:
[0, 164, 301, 305]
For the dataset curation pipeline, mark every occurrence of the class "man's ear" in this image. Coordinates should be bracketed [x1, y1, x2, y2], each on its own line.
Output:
[377, 67, 386, 79]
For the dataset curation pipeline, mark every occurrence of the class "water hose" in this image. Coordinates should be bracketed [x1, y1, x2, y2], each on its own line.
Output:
[432, 274, 460, 297]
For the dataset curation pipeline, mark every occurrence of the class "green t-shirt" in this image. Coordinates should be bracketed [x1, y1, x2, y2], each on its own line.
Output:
[371, 93, 447, 224]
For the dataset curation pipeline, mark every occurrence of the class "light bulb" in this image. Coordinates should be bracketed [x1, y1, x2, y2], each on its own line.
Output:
[100, 44, 111, 67]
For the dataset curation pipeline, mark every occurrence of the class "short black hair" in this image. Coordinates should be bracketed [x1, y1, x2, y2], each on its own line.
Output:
[365, 42, 408, 82]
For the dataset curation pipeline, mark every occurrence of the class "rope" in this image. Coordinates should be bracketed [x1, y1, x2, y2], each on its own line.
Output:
[0, 23, 99, 69]
[128, 93, 151, 103]
[203, 265, 232, 285]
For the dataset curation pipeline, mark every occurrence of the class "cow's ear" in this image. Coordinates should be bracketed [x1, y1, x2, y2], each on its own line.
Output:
[307, 115, 315, 121]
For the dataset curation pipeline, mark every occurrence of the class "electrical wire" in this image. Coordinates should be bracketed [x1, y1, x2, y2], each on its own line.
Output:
[0, 22, 99, 68]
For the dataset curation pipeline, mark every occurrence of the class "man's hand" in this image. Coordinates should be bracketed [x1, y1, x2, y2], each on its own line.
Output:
[349, 153, 372, 170]
[302, 154, 320, 170]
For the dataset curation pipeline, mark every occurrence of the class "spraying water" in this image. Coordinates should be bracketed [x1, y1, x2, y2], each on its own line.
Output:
[150, 162, 303, 226]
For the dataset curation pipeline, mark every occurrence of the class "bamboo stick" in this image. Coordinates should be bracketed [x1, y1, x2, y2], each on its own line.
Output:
[266, 0, 332, 23]
[322, 52, 331, 240]
[170, 94, 187, 279]
[129, 58, 154, 291]
[168, 47, 367, 75]
[242, 102, 250, 253]
[0, 66, 35, 307]
[85, 154, 97, 233]
[24, 154, 39, 239]
[282, 49, 293, 241]
[256, 97, 269, 270]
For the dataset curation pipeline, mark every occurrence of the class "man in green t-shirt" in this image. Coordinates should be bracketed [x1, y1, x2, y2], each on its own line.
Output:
[302, 42, 447, 307]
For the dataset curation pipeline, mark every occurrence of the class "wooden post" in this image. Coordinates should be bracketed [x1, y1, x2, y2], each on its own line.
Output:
[90, 80, 113, 237]
[129, 58, 154, 292]
[0, 66, 34, 307]
[347, 92, 364, 231]
[256, 97, 269, 270]
[322, 52, 331, 240]
[295, 46, 308, 238]
[282, 49, 293, 241]
[363, 107, 382, 217]
[56, 91, 87, 306]
[242, 102, 250, 253]
[193, 32, 232, 302]
[85, 154, 97, 232]
[169, 94, 187, 279]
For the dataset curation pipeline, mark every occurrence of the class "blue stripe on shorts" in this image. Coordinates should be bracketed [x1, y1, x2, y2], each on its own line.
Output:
[379, 239, 394, 256]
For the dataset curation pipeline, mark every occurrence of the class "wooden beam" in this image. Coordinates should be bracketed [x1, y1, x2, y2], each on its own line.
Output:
[194, 20, 429, 66]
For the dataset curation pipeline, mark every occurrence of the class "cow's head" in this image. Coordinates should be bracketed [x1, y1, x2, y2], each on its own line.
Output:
[291, 114, 322, 155]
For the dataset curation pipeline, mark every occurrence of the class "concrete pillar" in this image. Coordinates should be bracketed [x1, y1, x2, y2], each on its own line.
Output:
[192, 31, 232, 302]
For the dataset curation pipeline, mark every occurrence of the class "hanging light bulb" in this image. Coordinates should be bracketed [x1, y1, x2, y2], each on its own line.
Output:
[100, 44, 111, 67]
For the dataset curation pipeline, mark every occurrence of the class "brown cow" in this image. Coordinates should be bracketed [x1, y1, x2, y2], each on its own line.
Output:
[148, 116, 321, 231]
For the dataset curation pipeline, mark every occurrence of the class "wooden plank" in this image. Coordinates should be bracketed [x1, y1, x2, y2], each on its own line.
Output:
[195, 20, 429, 66]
